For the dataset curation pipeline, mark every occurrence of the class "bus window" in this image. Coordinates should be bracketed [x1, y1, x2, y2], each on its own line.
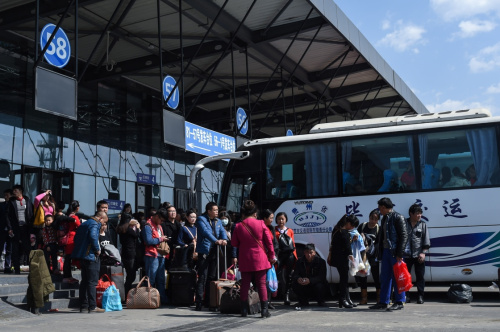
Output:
[342, 135, 415, 195]
[225, 176, 258, 213]
[419, 127, 500, 189]
[266, 142, 337, 199]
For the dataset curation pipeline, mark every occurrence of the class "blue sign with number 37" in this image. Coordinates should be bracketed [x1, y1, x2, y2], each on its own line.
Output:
[40, 24, 71, 68]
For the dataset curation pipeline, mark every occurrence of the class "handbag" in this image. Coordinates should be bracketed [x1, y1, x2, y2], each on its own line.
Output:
[102, 284, 123, 312]
[393, 261, 413, 294]
[33, 204, 45, 227]
[278, 229, 295, 254]
[126, 276, 161, 309]
[96, 274, 116, 308]
[220, 281, 260, 315]
[157, 240, 170, 256]
[221, 264, 236, 280]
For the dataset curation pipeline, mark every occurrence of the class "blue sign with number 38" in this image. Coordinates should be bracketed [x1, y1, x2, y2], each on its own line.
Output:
[40, 24, 71, 68]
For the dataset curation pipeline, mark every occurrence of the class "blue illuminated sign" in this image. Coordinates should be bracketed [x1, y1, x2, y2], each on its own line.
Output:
[185, 121, 236, 157]
[162, 75, 179, 109]
[40, 24, 71, 68]
[236, 107, 248, 135]
[137, 173, 156, 185]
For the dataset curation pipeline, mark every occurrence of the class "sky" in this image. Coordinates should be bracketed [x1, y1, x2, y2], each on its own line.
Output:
[334, 0, 500, 116]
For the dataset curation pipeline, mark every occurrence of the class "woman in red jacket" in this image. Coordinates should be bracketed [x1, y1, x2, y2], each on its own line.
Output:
[62, 200, 81, 283]
[274, 212, 297, 305]
[232, 200, 276, 318]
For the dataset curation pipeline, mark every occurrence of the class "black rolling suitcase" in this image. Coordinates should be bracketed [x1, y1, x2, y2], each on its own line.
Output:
[100, 265, 126, 302]
[169, 269, 197, 306]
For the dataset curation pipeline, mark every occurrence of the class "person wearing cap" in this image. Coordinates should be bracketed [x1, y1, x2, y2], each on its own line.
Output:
[291, 243, 327, 309]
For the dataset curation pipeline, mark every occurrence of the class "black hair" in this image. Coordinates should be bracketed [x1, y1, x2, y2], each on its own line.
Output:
[409, 204, 423, 215]
[12, 184, 23, 192]
[156, 208, 168, 221]
[96, 199, 108, 209]
[205, 201, 218, 213]
[4, 188, 13, 195]
[261, 209, 274, 220]
[241, 200, 258, 218]
[275, 212, 288, 222]
[219, 211, 232, 229]
[304, 243, 316, 252]
[45, 214, 54, 219]
[183, 209, 197, 224]
[121, 203, 132, 214]
[377, 197, 394, 209]
[117, 213, 132, 234]
[334, 214, 359, 231]
[369, 209, 380, 220]
[66, 200, 80, 215]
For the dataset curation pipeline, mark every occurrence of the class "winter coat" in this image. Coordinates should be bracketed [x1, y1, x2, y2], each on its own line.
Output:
[27, 250, 55, 309]
[72, 218, 101, 261]
[376, 211, 408, 259]
[231, 217, 274, 272]
[195, 213, 227, 255]
[404, 218, 431, 258]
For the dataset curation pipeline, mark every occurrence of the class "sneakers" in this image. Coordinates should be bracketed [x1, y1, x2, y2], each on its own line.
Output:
[88, 307, 105, 313]
[63, 277, 79, 284]
[387, 302, 404, 311]
[369, 303, 388, 310]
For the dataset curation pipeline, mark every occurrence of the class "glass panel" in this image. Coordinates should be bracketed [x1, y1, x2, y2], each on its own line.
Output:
[419, 127, 500, 189]
[62, 137, 75, 172]
[73, 173, 95, 215]
[126, 151, 150, 181]
[23, 129, 62, 170]
[159, 157, 175, 187]
[23, 170, 39, 203]
[0, 114, 23, 163]
[96, 145, 125, 179]
[125, 181, 136, 211]
[160, 186, 174, 206]
[74, 141, 97, 175]
[342, 135, 414, 195]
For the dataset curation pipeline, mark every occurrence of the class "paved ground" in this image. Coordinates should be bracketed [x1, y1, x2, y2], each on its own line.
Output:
[1, 286, 499, 332]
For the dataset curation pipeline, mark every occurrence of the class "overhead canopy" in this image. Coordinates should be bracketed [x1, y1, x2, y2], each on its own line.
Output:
[0, 0, 428, 138]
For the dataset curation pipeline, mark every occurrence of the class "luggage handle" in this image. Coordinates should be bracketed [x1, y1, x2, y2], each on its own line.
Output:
[136, 275, 152, 289]
[100, 274, 112, 282]
[217, 244, 227, 280]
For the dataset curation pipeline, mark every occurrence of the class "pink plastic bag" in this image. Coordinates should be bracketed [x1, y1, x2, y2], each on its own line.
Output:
[393, 261, 413, 294]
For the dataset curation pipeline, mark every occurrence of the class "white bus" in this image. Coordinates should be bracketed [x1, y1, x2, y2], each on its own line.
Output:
[191, 109, 500, 284]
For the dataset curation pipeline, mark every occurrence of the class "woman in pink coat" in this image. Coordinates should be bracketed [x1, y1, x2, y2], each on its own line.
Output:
[232, 200, 276, 318]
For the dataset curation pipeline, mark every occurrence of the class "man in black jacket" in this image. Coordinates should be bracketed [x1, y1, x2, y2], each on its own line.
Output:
[5, 185, 34, 274]
[291, 243, 327, 309]
[369, 197, 408, 311]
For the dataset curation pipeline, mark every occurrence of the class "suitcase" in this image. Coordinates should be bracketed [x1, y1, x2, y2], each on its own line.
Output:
[209, 245, 235, 311]
[169, 270, 196, 306]
[100, 265, 125, 302]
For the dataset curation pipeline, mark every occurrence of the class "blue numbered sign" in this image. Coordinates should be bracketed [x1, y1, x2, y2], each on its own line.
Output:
[286, 129, 293, 136]
[236, 107, 248, 135]
[40, 24, 71, 68]
[163, 75, 179, 109]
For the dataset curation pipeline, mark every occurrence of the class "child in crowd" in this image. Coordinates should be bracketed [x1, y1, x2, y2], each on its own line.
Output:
[42, 214, 59, 274]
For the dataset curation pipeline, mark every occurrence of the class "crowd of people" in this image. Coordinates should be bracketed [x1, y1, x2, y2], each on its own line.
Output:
[0, 184, 430, 315]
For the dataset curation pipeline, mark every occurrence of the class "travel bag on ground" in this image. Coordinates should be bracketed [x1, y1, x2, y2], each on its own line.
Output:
[96, 274, 116, 308]
[100, 265, 125, 302]
[447, 284, 473, 303]
[102, 284, 123, 311]
[219, 281, 260, 314]
[169, 269, 197, 306]
[209, 245, 236, 310]
[126, 276, 160, 309]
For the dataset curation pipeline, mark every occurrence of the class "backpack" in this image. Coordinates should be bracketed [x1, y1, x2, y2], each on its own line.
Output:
[361, 223, 379, 258]
[278, 229, 295, 254]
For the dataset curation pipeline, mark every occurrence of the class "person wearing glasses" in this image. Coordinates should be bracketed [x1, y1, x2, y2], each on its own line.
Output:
[161, 205, 181, 270]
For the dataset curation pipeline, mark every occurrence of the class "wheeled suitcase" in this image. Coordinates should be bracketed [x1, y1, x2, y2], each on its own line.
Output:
[100, 265, 125, 302]
[209, 245, 236, 311]
[169, 269, 196, 306]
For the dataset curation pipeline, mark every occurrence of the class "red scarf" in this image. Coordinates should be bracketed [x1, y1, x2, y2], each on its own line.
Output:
[17, 196, 24, 206]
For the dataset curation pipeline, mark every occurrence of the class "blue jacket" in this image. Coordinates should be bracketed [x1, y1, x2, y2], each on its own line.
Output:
[72, 218, 101, 261]
[195, 213, 227, 255]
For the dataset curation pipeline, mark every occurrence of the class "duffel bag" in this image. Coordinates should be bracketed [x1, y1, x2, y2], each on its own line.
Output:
[126, 276, 160, 309]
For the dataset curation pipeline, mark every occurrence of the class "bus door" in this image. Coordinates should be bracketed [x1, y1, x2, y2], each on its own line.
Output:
[223, 174, 261, 214]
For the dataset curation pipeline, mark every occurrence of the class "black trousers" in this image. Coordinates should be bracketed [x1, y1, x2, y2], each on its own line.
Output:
[335, 258, 350, 301]
[44, 243, 59, 273]
[195, 250, 217, 304]
[405, 257, 426, 296]
[277, 253, 296, 295]
[63, 253, 73, 278]
[79, 257, 100, 310]
[11, 225, 30, 272]
[292, 280, 326, 304]
[122, 256, 138, 296]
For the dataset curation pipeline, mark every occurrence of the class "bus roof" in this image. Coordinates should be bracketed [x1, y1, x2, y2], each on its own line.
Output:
[242, 109, 497, 147]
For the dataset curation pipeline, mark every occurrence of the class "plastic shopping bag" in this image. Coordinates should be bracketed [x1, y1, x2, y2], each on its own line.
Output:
[356, 259, 371, 277]
[266, 266, 278, 292]
[96, 274, 116, 308]
[393, 261, 413, 294]
[102, 284, 123, 312]
[221, 264, 236, 280]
